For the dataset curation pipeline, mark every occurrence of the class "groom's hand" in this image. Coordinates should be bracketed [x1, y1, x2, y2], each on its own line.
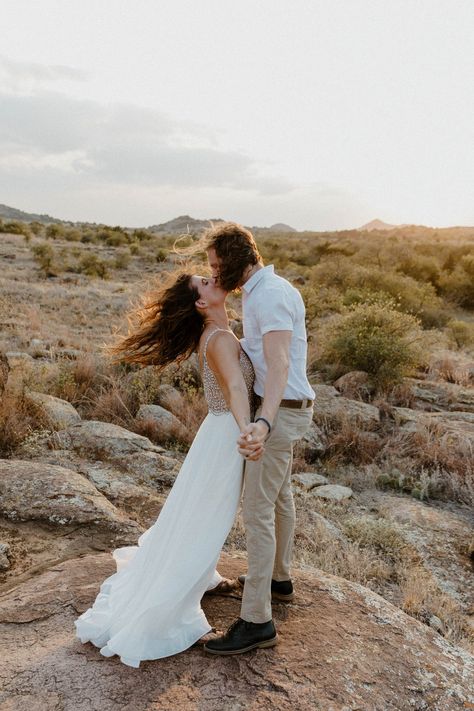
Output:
[237, 421, 268, 460]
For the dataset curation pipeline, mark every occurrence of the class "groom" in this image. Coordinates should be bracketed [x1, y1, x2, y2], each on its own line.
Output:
[202, 222, 315, 655]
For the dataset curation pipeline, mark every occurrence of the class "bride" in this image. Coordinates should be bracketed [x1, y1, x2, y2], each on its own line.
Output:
[74, 269, 259, 667]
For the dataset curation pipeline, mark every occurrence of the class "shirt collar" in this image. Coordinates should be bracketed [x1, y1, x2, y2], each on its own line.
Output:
[242, 264, 274, 294]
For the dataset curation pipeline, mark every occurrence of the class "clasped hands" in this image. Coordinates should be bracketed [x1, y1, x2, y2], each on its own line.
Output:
[237, 420, 269, 461]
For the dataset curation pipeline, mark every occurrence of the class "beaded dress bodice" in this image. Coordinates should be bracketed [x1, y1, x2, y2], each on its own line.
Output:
[200, 328, 255, 415]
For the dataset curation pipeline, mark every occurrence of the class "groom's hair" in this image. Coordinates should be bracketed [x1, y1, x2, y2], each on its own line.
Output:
[203, 222, 262, 291]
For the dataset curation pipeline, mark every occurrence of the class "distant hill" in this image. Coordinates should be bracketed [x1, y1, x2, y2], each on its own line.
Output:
[0, 203, 63, 224]
[252, 223, 297, 233]
[148, 215, 297, 234]
[357, 219, 407, 231]
[148, 215, 225, 234]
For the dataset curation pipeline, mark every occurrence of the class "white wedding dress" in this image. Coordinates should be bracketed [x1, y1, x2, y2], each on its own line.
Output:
[74, 328, 254, 667]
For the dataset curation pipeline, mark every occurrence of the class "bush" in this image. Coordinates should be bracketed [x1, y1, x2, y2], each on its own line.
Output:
[445, 319, 474, 349]
[45, 224, 65, 239]
[31, 243, 61, 277]
[114, 250, 131, 269]
[438, 255, 474, 309]
[315, 298, 428, 389]
[78, 253, 109, 278]
[0, 220, 30, 237]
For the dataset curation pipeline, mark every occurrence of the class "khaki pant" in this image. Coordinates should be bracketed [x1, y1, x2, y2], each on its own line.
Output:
[240, 404, 313, 623]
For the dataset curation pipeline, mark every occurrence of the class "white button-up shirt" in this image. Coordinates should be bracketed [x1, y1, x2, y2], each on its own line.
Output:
[240, 264, 316, 400]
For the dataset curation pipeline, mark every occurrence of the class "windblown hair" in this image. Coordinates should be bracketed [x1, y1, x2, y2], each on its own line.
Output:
[108, 270, 204, 370]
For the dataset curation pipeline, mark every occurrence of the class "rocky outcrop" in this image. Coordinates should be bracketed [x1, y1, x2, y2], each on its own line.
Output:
[312, 384, 380, 426]
[24, 391, 81, 429]
[405, 377, 474, 413]
[0, 553, 472, 710]
[0, 459, 141, 534]
[391, 406, 474, 448]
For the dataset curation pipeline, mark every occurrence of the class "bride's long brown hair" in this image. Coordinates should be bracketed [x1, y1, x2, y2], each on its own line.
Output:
[108, 269, 205, 370]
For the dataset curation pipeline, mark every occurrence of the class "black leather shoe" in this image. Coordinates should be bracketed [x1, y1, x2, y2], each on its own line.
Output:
[203, 617, 277, 655]
[237, 575, 295, 601]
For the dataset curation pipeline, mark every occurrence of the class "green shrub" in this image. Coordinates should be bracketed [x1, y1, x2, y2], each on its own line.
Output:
[0, 220, 30, 237]
[156, 248, 168, 263]
[45, 224, 65, 239]
[114, 251, 131, 269]
[316, 298, 427, 389]
[31, 243, 60, 277]
[78, 253, 109, 278]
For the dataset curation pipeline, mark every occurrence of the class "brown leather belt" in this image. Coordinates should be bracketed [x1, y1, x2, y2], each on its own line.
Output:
[254, 395, 313, 410]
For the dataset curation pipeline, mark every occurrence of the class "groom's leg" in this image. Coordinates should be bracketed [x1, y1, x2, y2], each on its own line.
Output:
[241, 409, 293, 623]
[272, 407, 314, 582]
[272, 448, 295, 582]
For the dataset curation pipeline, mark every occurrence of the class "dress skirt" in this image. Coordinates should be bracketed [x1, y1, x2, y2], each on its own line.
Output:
[74, 411, 243, 667]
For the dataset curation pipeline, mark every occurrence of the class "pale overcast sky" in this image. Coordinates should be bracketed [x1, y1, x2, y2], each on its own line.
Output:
[1, 0, 473, 230]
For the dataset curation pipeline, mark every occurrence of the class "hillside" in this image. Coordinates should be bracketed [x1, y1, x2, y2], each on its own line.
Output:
[0, 203, 63, 225]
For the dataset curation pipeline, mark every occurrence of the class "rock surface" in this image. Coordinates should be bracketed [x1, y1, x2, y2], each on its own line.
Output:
[406, 377, 474, 413]
[312, 384, 380, 425]
[294, 472, 328, 490]
[56, 420, 180, 487]
[0, 459, 141, 534]
[378, 494, 474, 613]
[333, 370, 376, 398]
[24, 390, 81, 429]
[154, 384, 185, 416]
[312, 484, 354, 502]
[136, 403, 184, 438]
[0, 553, 472, 710]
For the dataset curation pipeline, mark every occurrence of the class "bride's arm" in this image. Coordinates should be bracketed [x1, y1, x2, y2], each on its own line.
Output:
[206, 333, 251, 432]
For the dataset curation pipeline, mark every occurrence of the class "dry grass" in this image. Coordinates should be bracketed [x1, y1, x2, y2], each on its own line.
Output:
[400, 566, 473, 653]
[0, 388, 49, 457]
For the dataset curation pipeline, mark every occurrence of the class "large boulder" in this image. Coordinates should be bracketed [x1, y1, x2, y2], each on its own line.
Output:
[24, 391, 81, 429]
[154, 384, 185, 416]
[312, 484, 353, 502]
[0, 459, 141, 534]
[333, 370, 376, 399]
[0, 553, 471, 709]
[136, 403, 184, 439]
[57, 420, 180, 487]
[57, 419, 165, 457]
